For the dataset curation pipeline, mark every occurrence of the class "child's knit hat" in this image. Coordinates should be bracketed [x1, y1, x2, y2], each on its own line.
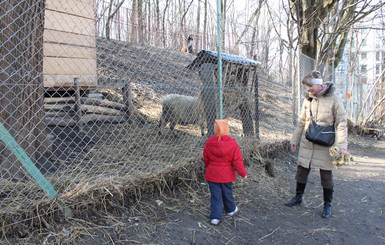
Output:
[214, 119, 229, 141]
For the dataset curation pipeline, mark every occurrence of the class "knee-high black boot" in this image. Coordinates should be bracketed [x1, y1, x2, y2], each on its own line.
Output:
[285, 182, 306, 207]
[322, 188, 333, 218]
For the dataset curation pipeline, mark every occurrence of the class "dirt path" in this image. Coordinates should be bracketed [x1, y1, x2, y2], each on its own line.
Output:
[248, 137, 385, 245]
[117, 136, 385, 245]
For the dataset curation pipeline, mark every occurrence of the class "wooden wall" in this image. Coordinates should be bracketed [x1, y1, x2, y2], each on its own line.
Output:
[43, 0, 96, 90]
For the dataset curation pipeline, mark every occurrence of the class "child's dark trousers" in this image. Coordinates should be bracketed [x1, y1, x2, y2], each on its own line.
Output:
[208, 181, 236, 220]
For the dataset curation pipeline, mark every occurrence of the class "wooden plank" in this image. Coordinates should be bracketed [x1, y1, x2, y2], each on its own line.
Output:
[45, 10, 95, 35]
[43, 74, 97, 88]
[45, 103, 74, 111]
[46, 111, 76, 117]
[43, 57, 96, 75]
[44, 29, 95, 47]
[82, 98, 127, 111]
[43, 43, 96, 59]
[46, 0, 94, 18]
[81, 105, 125, 116]
[44, 114, 126, 127]
[44, 97, 127, 111]
[45, 97, 75, 104]
[44, 104, 124, 116]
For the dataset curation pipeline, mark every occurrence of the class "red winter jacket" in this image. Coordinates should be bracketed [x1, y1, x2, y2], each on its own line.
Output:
[203, 135, 247, 183]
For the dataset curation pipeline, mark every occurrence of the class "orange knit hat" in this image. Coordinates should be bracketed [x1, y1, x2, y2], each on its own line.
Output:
[214, 119, 229, 141]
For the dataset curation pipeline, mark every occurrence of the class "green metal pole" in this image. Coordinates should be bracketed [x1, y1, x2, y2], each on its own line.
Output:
[217, 0, 223, 119]
[0, 122, 58, 199]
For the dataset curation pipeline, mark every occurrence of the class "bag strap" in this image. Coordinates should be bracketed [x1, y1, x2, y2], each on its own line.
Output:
[310, 100, 335, 124]
[309, 100, 313, 118]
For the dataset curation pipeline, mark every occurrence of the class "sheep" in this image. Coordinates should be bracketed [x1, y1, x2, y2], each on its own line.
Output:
[180, 35, 194, 54]
[158, 93, 205, 137]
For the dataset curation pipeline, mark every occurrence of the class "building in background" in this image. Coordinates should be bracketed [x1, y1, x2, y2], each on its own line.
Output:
[358, 23, 385, 123]
[335, 21, 385, 124]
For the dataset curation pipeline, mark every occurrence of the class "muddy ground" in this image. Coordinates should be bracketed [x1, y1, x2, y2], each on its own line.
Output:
[53, 133, 384, 245]
[137, 136, 385, 245]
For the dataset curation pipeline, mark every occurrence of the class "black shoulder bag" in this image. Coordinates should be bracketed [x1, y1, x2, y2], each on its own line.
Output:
[305, 101, 335, 146]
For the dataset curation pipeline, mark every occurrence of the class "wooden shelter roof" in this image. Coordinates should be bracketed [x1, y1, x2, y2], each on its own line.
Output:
[187, 50, 261, 70]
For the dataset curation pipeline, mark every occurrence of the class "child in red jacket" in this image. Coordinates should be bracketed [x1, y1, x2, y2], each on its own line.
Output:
[203, 119, 247, 225]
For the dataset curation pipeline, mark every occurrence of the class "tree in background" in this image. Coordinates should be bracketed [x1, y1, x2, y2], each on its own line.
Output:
[289, 0, 384, 68]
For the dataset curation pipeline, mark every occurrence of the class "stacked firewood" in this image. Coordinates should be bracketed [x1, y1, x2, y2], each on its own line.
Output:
[44, 93, 128, 126]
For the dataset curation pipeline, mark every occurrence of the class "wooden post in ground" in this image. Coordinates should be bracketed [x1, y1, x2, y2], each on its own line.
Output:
[253, 68, 259, 139]
[74, 78, 84, 129]
[200, 63, 216, 137]
[122, 82, 133, 124]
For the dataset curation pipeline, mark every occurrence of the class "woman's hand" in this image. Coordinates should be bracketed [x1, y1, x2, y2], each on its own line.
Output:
[291, 144, 297, 153]
[340, 148, 348, 157]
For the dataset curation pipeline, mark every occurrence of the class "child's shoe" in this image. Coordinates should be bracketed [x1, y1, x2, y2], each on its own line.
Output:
[227, 206, 239, 216]
[210, 219, 220, 225]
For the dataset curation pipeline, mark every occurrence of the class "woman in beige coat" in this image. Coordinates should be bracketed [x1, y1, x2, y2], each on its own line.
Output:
[285, 71, 348, 218]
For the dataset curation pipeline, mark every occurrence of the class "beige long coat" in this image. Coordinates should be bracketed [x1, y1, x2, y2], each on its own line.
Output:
[290, 82, 348, 171]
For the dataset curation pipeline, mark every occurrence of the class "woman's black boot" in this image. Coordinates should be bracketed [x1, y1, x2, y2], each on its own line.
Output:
[322, 188, 333, 218]
[285, 182, 306, 207]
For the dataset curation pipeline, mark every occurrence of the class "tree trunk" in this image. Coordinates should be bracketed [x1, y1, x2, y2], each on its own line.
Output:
[0, 0, 49, 179]
[130, 0, 137, 42]
[203, 0, 208, 49]
[291, 0, 338, 59]
[146, 0, 150, 43]
[180, 0, 195, 39]
[195, 0, 201, 51]
[105, 0, 114, 39]
[221, 0, 226, 48]
[137, 0, 144, 45]
[162, 0, 170, 47]
[155, 0, 160, 46]
[105, 0, 128, 40]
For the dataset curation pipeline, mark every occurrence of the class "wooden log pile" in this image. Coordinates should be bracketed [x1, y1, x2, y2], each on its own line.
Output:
[44, 96, 128, 127]
[362, 127, 384, 139]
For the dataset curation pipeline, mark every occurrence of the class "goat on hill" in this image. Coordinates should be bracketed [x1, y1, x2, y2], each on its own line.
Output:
[180, 35, 194, 54]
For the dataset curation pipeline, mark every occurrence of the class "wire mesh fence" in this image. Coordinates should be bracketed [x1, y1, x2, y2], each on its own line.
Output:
[0, 0, 297, 226]
[297, 52, 361, 124]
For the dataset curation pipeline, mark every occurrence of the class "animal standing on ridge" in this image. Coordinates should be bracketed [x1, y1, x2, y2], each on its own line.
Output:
[180, 35, 194, 54]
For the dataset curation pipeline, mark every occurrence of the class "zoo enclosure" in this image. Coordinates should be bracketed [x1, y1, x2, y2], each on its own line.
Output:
[0, 0, 336, 227]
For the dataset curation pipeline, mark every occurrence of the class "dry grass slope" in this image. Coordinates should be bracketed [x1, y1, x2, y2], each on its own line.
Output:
[1, 39, 296, 243]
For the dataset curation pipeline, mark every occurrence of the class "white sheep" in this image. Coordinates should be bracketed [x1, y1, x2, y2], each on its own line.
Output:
[158, 93, 205, 137]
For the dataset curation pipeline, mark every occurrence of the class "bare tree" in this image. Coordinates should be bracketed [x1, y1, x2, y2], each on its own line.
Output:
[162, 0, 171, 47]
[264, 0, 299, 123]
[203, 0, 208, 49]
[130, 0, 137, 42]
[234, 0, 266, 51]
[221, 0, 227, 48]
[105, 0, 126, 40]
[195, 0, 201, 51]
[137, 0, 144, 44]
[154, 0, 160, 45]
[289, 0, 384, 67]
[180, 0, 194, 35]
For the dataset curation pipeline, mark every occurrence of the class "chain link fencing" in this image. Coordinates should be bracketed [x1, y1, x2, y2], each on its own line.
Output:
[297, 52, 366, 124]
[0, 0, 298, 226]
